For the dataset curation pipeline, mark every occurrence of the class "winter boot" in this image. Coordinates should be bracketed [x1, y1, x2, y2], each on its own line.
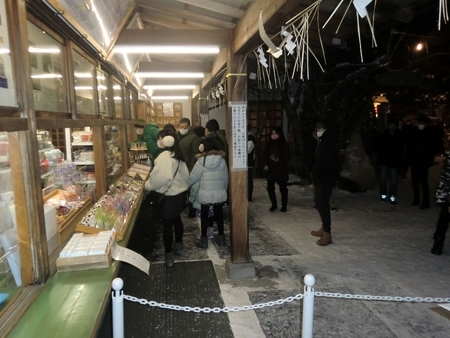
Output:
[431, 240, 444, 255]
[267, 187, 277, 211]
[316, 232, 332, 246]
[165, 252, 174, 267]
[280, 189, 288, 212]
[216, 234, 226, 247]
[173, 242, 183, 256]
[195, 236, 208, 249]
[310, 227, 324, 237]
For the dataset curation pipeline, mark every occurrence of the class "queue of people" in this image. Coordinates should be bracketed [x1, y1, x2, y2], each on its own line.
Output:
[142, 113, 448, 267]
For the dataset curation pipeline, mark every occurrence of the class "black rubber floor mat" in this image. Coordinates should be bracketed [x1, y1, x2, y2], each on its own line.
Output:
[98, 260, 233, 338]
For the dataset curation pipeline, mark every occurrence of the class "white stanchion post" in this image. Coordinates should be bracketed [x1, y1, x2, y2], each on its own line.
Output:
[112, 278, 124, 338]
[302, 274, 315, 338]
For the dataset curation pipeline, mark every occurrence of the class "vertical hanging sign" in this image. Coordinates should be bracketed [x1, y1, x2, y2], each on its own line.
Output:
[0, 0, 17, 107]
[231, 102, 247, 169]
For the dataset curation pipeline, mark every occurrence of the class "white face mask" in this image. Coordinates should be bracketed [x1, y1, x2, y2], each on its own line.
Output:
[198, 144, 204, 153]
[136, 128, 144, 136]
[418, 124, 425, 130]
[316, 131, 324, 138]
[179, 128, 189, 135]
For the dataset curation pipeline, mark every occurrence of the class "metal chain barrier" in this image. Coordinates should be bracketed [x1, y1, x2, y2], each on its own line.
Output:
[122, 291, 450, 314]
[123, 293, 304, 313]
[111, 276, 450, 338]
[314, 292, 450, 303]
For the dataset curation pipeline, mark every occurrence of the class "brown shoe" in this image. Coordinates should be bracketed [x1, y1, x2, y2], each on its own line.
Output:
[311, 227, 324, 237]
[316, 232, 332, 246]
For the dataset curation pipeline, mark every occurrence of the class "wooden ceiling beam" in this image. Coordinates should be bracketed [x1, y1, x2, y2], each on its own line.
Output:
[233, 0, 305, 54]
[136, 0, 235, 29]
[114, 28, 229, 47]
[202, 46, 228, 88]
[140, 12, 214, 30]
[175, 0, 245, 19]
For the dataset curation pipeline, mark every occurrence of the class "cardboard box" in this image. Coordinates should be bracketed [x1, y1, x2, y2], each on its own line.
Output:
[56, 232, 114, 272]
[44, 205, 58, 254]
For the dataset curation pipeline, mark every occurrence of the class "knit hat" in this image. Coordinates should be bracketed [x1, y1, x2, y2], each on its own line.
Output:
[162, 135, 175, 147]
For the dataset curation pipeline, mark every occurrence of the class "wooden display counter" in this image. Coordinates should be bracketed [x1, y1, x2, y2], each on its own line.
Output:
[43, 189, 92, 245]
[76, 189, 144, 241]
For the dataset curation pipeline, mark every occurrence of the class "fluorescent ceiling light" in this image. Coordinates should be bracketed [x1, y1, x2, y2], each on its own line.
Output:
[135, 72, 203, 78]
[31, 73, 62, 79]
[114, 46, 219, 54]
[0, 48, 10, 54]
[113, 85, 121, 89]
[143, 85, 196, 90]
[98, 85, 108, 90]
[113, 96, 122, 100]
[151, 96, 189, 100]
[75, 72, 93, 78]
[75, 86, 94, 90]
[29, 47, 60, 54]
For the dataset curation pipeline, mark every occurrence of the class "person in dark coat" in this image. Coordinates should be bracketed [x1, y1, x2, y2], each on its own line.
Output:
[310, 119, 339, 246]
[247, 124, 256, 201]
[409, 115, 438, 209]
[263, 127, 290, 212]
[374, 118, 404, 204]
[431, 148, 450, 255]
[177, 118, 200, 172]
[205, 119, 228, 160]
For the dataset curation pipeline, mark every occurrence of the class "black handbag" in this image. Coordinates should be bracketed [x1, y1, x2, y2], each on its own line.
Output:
[148, 191, 166, 208]
[148, 161, 180, 208]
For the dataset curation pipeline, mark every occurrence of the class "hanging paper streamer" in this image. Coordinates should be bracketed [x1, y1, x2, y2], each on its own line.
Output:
[438, 0, 449, 30]
[257, 46, 268, 68]
[258, 10, 283, 58]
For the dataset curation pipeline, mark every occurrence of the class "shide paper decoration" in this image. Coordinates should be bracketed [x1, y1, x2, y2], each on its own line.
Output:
[255, 0, 376, 87]
[251, 0, 445, 90]
[439, 0, 449, 30]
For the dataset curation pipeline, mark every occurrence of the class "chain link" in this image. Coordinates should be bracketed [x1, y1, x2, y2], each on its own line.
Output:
[123, 293, 304, 313]
[121, 291, 450, 314]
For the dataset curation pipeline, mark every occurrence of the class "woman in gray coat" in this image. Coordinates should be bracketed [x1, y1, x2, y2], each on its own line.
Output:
[188, 135, 228, 248]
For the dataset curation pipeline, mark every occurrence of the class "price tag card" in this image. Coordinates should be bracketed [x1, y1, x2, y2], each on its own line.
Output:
[111, 242, 150, 275]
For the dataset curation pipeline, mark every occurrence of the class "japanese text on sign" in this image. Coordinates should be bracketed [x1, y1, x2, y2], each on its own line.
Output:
[231, 103, 247, 169]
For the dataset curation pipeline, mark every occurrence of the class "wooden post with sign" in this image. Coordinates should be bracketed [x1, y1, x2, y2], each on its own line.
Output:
[225, 35, 255, 279]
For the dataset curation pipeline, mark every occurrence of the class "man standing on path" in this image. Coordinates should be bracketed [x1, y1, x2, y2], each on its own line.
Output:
[310, 119, 339, 246]
[409, 115, 439, 209]
[177, 118, 201, 217]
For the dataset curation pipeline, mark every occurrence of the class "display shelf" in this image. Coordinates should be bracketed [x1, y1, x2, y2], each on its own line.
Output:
[108, 165, 122, 176]
[41, 171, 54, 179]
[44, 190, 93, 245]
[76, 180, 96, 184]
[38, 147, 54, 153]
[72, 142, 93, 146]
[73, 161, 95, 165]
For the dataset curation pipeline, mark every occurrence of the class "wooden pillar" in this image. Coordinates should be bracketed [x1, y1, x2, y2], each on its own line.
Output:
[7, 0, 49, 283]
[225, 32, 255, 279]
[119, 125, 129, 171]
[93, 126, 107, 200]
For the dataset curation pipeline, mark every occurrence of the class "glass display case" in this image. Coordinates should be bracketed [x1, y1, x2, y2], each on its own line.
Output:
[28, 20, 67, 113]
[97, 69, 110, 116]
[73, 50, 96, 115]
[105, 125, 123, 186]
[0, 132, 24, 311]
[113, 78, 124, 118]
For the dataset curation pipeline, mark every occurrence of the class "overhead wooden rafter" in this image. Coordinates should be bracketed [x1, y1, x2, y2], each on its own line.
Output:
[174, 0, 246, 18]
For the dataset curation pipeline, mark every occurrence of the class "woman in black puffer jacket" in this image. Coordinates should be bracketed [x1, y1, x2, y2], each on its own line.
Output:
[263, 127, 291, 212]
